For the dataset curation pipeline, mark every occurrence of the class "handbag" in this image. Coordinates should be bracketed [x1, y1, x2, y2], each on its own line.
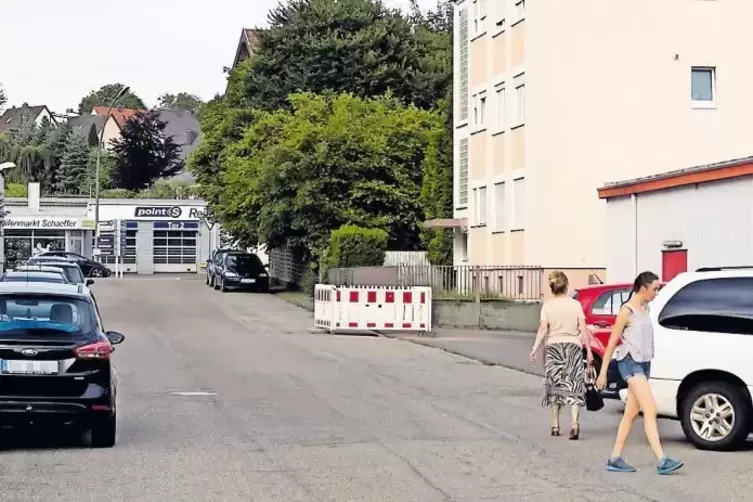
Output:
[584, 365, 605, 412]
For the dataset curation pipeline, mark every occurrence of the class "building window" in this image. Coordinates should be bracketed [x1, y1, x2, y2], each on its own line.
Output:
[514, 74, 525, 126]
[494, 181, 506, 231]
[512, 177, 525, 230]
[153, 230, 197, 265]
[472, 0, 479, 35]
[479, 94, 487, 126]
[493, 0, 505, 32]
[514, 0, 525, 24]
[474, 186, 487, 226]
[691, 67, 715, 108]
[495, 84, 505, 131]
[458, 138, 469, 207]
[458, 8, 470, 122]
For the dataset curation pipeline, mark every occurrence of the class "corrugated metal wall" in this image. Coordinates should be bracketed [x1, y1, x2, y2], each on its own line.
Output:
[136, 221, 154, 275]
[606, 177, 753, 282]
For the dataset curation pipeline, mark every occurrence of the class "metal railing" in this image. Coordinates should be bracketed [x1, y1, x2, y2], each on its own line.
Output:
[327, 265, 544, 301]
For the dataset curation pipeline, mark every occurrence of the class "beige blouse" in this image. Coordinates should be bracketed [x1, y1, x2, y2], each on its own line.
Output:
[539, 296, 586, 346]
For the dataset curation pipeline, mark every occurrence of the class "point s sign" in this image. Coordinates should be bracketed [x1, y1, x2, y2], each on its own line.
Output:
[133, 206, 208, 220]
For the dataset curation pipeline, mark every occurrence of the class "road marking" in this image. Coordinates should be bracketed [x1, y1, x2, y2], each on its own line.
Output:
[170, 391, 217, 396]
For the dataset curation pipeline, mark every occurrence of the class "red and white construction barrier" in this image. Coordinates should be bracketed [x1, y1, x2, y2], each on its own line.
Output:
[314, 285, 432, 333]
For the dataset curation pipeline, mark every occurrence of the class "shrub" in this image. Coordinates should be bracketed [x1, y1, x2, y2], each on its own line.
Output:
[100, 189, 136, 199]
[4, 183, 27, 197]
[327, 225, 388, 269]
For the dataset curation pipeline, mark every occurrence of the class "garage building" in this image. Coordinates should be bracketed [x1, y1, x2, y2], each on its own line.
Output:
[4, 183, 217, 274]
[598, 156, 753, 283]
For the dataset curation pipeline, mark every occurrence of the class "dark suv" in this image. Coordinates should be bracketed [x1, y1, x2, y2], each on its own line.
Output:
[0, 282, 124, 447]
[213, 252, 269, 292]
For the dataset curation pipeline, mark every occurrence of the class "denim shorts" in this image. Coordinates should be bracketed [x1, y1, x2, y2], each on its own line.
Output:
[617, 354, 651, 381]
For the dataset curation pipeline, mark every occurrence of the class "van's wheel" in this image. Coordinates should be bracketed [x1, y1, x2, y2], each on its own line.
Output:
[680, 381, 750, 451]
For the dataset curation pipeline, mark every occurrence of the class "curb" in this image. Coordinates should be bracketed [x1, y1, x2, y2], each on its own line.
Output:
[400, 337, 543, 377]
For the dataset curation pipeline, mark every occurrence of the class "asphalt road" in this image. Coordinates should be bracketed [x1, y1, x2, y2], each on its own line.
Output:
[3, 276, 753, 501]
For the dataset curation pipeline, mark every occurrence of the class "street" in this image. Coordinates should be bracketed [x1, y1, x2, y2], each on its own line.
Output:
[2, 277, 753, 502]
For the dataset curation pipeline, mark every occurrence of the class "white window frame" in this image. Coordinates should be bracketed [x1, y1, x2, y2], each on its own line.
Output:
[493, 181, 506, 232]
[511, 176, 525, 231]
[494, 83, 505, 133]
[472, 0, 480, 36]
[457, 138, 469, 208]
[471, 185, 488, 226]
[512, 72, 525, 128]
[492, 0, 506, 35]
[691, 66, 716, 109]
[513, 0, 525, 26]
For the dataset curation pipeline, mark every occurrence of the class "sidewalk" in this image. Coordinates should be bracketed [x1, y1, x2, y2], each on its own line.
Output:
[392, 328, 545, 376]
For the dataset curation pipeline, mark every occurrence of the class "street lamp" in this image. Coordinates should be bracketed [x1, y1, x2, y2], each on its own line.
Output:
[94, 85, 130, 258]
[0, 162, 17, 272]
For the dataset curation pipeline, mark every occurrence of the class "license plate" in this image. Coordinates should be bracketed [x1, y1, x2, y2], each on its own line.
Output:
[241, 278, 256, 284]
[1, 360, 59, 375]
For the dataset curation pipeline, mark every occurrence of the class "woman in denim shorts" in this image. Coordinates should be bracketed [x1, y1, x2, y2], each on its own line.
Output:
[596, 272, 684, 475]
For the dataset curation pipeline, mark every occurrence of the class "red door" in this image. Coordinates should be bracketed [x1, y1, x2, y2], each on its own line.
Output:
[662, 249, 688, 282]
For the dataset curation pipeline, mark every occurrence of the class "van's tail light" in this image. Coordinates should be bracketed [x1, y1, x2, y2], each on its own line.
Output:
[75, 340, 112, 360]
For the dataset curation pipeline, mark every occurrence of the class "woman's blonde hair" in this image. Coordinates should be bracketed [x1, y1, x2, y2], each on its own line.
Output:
[548, 270, 569, 295]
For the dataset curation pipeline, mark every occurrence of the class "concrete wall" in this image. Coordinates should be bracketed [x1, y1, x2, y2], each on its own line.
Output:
[432, 299, 541, 332]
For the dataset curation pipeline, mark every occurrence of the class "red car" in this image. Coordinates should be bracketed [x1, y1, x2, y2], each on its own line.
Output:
[572, 282, 664, 397]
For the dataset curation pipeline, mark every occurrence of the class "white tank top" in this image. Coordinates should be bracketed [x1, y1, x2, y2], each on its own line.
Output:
[615, 303, 654, 363]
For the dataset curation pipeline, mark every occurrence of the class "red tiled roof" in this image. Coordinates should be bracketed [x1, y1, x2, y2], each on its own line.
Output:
[92, 106, 144, 128]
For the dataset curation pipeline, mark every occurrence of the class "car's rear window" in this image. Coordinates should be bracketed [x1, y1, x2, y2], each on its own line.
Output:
[2, 273, 66, 284]
[0, 295, 96, 339]
[33, 262, 84, 284]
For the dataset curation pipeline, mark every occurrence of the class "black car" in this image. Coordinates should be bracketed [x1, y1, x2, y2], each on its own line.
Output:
[37, 252, 111, 278]
[213, 252, 269, 292]
[206, 248, 234, 288]
[0, 282, 124, 447]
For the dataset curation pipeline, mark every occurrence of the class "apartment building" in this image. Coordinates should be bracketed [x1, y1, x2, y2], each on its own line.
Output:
[448, 0, 753, 288]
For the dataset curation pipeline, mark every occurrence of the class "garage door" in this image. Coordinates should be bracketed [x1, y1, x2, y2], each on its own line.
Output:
[153, 222, 199, 273]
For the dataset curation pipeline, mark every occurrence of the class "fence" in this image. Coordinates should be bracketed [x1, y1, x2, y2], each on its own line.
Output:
[314, 284, 432, 333]
[327, 265, 543, 301]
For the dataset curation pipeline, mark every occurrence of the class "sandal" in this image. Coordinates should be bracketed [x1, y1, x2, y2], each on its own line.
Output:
[569, 424, 580, 440]
[551, 427, 560, 437]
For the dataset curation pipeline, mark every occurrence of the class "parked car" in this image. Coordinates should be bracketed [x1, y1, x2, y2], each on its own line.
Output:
[212, 252, 269, 292]
[206, 248, 234, 288]
[14, 265, 70, 283]
[37, 251, 111, 278]
[26, 257, 90, 286]
[0, 282, 124, 447]
[0, 270, 68, 284]
[614, 267, 753, 451]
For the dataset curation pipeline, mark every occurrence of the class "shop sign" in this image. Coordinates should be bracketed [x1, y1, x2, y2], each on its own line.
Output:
[5, 217, 95, 230]
[134, 206, 182, 218]
[154, 221, 200, 230]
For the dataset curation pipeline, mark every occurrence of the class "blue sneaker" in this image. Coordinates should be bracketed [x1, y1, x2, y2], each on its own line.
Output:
[607, 457, 636, 473]
[657, 457, 684, 475]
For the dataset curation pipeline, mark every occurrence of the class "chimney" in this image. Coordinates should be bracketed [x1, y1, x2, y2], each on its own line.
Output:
[28, 183, 40, 212]
[185, 128, 198, 145]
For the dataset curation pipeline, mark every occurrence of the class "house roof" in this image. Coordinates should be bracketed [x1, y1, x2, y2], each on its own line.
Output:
[91, 106, 143, 129]
[66, 114, 107, 137]
[0, 104, 52, 133]
[158, 109, 201, 159]
[597, 155, 753, 199]
[232, 27, 260, 68]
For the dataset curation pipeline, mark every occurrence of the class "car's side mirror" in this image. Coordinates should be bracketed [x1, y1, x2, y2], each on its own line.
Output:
[105, 331, 125, 345]
[86, 279, 95, 286]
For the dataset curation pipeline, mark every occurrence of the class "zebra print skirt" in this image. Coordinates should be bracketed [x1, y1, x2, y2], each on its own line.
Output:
[541, 342, 586, 407]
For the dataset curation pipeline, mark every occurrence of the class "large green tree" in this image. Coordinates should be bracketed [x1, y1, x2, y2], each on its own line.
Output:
[57, 133, 90, 194]
[78, 84, 146, 114]
[110, 110, 183, 190]
[157, 92, 204, 116]
[214, 92, 442, 260]
[0, 83, 6, 112]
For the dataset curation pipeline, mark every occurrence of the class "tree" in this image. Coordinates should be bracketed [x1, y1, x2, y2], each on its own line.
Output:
[57, 133, 90, 194]
[158, 92, 203, 116]
[39, 123, 71, 193]
[0, 83, 6, 112]
[239, 0, 450, 112]
[214, 92, 442, 261]
[78, 84, 146, 114]
[84, 147, 116, 195]
[110, 110, 183, 190]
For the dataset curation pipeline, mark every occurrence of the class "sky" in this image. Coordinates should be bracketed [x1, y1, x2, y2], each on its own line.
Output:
[0, 0, 437, 114]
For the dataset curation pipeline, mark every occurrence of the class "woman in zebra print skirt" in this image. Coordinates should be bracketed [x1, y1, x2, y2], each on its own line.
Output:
[529, 271, 593, 439]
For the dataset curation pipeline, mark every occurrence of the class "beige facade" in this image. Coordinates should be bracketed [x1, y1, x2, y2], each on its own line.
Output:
[453, 0, 753, 287]
[100, 116, 121, 151]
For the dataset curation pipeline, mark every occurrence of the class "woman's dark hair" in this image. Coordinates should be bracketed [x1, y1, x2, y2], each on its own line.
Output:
[623, 271, 660, 304]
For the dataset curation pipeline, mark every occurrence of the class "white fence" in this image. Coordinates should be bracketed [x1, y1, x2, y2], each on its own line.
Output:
[314, 284, 432, 334]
